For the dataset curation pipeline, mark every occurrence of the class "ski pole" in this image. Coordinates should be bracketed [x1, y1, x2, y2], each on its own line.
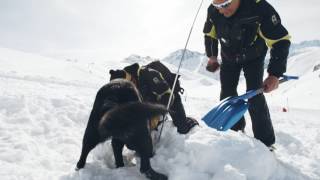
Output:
[158, 0, 205, 142]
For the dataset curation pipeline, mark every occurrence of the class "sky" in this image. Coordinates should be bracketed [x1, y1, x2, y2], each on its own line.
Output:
[0, 0, 320, 61]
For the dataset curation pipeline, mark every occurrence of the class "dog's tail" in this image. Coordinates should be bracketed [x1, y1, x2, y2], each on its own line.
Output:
[98, 102, 168, 139]
[124, 102, 168, 118]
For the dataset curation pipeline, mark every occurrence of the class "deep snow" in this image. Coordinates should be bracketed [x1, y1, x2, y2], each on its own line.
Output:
[1, 44, 320, 180]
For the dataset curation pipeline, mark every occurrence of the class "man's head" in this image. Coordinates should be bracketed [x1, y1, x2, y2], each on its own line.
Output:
[212, 0, 240, 18]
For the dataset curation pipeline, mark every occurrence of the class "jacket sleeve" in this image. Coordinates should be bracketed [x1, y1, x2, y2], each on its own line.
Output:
[258, 0, 291, 77]
[203, 6, 219, 58]
[143, 68, 174, 106]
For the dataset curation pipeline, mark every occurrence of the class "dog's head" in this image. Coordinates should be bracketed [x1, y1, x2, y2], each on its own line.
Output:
[109, 69, 126, 81]
[109, 63, 140, 81]
[123, 63, 139, 77]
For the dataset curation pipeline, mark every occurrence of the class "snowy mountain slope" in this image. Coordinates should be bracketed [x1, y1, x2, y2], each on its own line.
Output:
[0, 46, 320, 180]
[268, 46, 320, 110]
[286, 47, 320, 76]
[289, 40, 320, 58]
[162, 49, 204, 71]
[0, 47, 135, 88]
[120, 52, 220, 87]
[122, 54, 159, 65]
[162, 49, 220, 81]
[159, 40, 320, 82]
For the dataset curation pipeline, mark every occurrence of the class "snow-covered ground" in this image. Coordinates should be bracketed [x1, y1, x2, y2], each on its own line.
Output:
[1, 44, 320, 180]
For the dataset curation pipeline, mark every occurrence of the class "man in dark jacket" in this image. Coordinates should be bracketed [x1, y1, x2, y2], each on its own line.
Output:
[116, 61, 198, 134]
[203, 0, 290, 149]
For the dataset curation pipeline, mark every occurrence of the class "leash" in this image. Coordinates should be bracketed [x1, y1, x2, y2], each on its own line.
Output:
[157, 0, 205, 142]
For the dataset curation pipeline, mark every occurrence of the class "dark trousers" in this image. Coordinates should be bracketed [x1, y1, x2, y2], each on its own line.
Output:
[220, 56, 275, 146]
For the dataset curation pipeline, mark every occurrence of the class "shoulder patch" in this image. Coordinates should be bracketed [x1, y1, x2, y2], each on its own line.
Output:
[153, 77, 160, 84]
[271, 14, 279, 25]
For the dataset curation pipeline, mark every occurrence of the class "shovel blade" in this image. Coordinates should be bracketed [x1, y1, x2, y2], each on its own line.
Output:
[202, 96, 235, 124]
[202, 99, 248, 131]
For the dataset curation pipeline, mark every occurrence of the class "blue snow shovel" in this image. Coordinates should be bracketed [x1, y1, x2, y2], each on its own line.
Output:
[202, 75, 299, 131]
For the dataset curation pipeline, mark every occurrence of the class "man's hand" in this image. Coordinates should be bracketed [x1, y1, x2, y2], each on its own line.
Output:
[206, 56, 220, 73]
[263, 75, 279, 93]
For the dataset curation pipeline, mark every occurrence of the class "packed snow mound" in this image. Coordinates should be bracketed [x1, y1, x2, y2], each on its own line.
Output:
[0, 77, 308, 180]
[62, 123, 307, 180]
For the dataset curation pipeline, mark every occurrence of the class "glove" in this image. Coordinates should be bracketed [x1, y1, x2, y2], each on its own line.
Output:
[206, 56, 220, 72]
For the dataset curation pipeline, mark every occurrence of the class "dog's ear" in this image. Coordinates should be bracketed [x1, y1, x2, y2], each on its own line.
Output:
[110, 69, 126, 81]
[123, 63, 139, 76]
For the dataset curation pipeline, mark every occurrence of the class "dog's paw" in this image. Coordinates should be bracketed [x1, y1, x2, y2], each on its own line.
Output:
[76, 160, 85, 170]
[143, 168, 168, 180]
[115, 162, 124, 168]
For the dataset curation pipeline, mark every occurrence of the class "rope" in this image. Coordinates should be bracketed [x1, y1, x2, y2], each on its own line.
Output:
[157, 0, 205, 142]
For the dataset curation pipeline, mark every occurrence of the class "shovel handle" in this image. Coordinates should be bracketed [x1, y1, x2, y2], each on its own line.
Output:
[279, 75, 299, 83]
[238, 75, 299, 100]
[237, 88, 264, 100]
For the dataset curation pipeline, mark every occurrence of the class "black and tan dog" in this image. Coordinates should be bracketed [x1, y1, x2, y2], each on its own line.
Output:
[76, 71, 168, 180]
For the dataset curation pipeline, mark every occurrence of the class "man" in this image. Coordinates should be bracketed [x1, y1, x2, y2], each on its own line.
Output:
[112, 61, 199, 134]
[203, 0, 290, 149]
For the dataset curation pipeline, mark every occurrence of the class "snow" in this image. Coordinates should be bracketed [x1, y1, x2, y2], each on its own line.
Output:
[1, 42, 320, 180]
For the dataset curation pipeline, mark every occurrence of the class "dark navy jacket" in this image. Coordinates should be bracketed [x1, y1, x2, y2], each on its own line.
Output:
[203, 0, 290, 77]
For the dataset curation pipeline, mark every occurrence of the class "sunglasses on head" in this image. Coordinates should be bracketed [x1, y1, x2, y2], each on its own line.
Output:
[212, 0, 233, 9]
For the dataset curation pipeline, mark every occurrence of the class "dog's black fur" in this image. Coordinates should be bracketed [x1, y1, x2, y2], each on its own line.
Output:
[76, 74, 168, 180]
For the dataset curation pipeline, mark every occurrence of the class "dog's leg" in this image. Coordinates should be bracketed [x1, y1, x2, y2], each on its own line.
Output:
[111, 138, 125, 168]
[76, 90, 107, 170]
[76, 126, 100, 170]
[140, 156, 166, 180]
[134, 128, 167, 180]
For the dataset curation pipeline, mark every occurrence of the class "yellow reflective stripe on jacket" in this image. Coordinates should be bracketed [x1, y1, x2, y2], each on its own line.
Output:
[250, 34, 259, 46]
[205, 25, 217, 39]
[256, 0, 261, 3]
[258, 28, 291, 48]
[158, 72, 165, 81]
